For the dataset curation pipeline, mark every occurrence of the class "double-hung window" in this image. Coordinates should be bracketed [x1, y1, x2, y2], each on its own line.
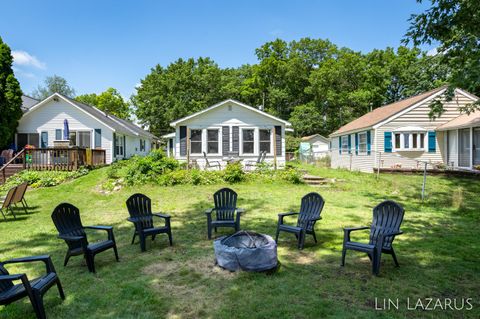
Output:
[115, 135, 124, 156]
[242, 129, 254, 154]
[341, 136, 349, 153]
[207, 129, 219, 154]
[259, 129, 271, 153]
[358, 132, 367, 154]
[78, 132, 91, 148]
[190, 129, 202, 154]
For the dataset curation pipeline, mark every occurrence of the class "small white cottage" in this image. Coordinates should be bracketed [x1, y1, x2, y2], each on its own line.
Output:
[15, 93, 158, 164]
[300, 134, 330, 159]
[329, 86, 479, 172]
[165, 99, 292, 168]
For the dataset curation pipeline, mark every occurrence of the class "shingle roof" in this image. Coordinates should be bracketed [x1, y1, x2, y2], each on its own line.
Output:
[330, 86, 447, 136]
[301, 134, 329, 142]
[61, 94, 158, 139]
[21, 95, 39, 112]
[436, 111, 480, 130]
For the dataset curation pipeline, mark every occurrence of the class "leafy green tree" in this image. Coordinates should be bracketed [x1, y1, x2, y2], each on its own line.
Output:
[76, 88, 131, 119]
[405, 0, 480, 115]
[0, 37, 23, 149]
[132, 57, 232, 135]
[289, 103, 325, 137]
[32, 75, 75, 99]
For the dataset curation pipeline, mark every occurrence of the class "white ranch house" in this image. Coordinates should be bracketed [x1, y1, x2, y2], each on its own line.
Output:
[329, 86, 480, 172]
[16, 93, 158, 164]
[164, 99, 292, 169]
[300, 134, 330, 159]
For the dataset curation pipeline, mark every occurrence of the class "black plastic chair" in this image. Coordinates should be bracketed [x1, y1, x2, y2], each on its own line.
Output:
[205, 188, 244, 239]
[341, 200, 405, 275]
[51, 203, 119, 273]
[126, 193, 173, 252]
[0, 255, 65, 319]
[275, 192, 325, 249]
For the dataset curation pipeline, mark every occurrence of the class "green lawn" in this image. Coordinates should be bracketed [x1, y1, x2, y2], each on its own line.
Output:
[0, 166, 479, 318]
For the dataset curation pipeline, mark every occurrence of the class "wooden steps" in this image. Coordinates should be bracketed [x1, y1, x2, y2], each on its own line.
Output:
[302, 174, 328, 185]
[0, 164, 24, 184]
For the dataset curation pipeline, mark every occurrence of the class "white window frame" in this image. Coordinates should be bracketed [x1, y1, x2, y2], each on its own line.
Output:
[393, 132, 426, 152]
[258, 128, 273, 155]
[341, 136, 349, 154]
[358, 132, 368, 155]
[240, 127, 256, 155]
[115, 134, 124, 156]
[206, 128, 221, 155]
[189, 128, 203, 155]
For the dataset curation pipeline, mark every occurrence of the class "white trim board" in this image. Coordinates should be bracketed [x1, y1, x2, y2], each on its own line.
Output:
[170, 99, 292, 127]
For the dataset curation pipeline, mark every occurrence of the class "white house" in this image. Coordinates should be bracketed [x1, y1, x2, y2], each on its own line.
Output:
[165, 99, 292, 168]
[329, 86, 479, 172]
[300, 134, 330, 159]
[15, 93, 158, 164]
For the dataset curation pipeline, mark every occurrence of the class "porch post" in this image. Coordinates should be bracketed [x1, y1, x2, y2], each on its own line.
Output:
[470, 127, 473, 169]
[186, 128, 190, 169]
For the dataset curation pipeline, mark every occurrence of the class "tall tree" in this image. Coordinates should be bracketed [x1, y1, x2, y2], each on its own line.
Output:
[0, 37, 23, 149]
[32, 75, 75, 99]
[405, 0, 480, 115]
[132, 57, 231, 135]
[76, 88, 131, 119]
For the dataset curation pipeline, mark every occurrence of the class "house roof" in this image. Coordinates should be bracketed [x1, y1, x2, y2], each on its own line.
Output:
[330, 86, 448, 136]
[21, 95, 39, 112]
[436, 111, 480, 131]
[26, 93, 158, 140]
[170, 99, 292, 127]
[301, 134, 329, 143]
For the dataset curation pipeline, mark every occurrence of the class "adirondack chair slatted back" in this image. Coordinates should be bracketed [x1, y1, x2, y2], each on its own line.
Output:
[51, 203, 87, 250]
[126, 193, 154, 229]
[297, 192, 324, 231]
[0, 264, 13, 293]
[1, 187, 16, 209]
[11, 183, 27, 205]
[369, 200, 404, 248]
[214, 188, 237, 221]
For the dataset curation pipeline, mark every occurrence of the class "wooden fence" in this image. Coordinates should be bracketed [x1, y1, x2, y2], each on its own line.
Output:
[24, 148, 106, 171]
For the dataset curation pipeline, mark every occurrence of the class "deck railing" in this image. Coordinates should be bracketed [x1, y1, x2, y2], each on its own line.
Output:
[24, 148, 106, 171]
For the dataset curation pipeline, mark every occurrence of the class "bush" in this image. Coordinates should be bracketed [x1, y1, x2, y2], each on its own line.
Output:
[223, 162, 246, 183]
[158, 169, 223, 186]
[123, 150, 180, 185]
[0, 168, 90, 193]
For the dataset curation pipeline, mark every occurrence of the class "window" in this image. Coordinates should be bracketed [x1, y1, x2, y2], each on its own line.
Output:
[69, 132, 77, 146]
[207, 129, 219, 154]
[78, 132, 91, 148]
[139, 139, 145, 152]
[259, 129, 271, 153]
[412, 133, 418, 148]
[242, 129, 254, 154]
[358, 132, 367, 154]
[115, 135, 124, 156]
[190, 129, 202, 154]
[419, 133, 425, 148]
[404, 133, 410, 148]
[55, 129, 62, 140]
[341, 136, 349, 153]
[17, 133, 39, 149]
[395, 134, 401, 149]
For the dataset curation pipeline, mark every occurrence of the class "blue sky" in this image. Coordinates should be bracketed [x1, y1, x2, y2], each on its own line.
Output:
[1, 0, 432, 99]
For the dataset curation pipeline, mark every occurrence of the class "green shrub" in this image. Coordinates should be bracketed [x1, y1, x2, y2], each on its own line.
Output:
[223, 162, 245, 183]
[157, 169, 222, 186]
[123, 150, 180, 185]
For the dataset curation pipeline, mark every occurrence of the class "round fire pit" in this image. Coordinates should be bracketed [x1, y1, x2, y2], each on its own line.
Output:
[213, 231, 278, 272]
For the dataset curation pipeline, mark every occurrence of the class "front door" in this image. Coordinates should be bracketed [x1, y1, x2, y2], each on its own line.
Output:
[474, 128, 480, 166]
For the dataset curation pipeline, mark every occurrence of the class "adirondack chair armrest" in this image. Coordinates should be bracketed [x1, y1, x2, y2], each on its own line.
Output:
[0, 273, 27, 282]
[205, 208, 215, 215]
[153, 213, 170, 219]
[278, 212, 298, 224]
[343, 226, 370, 242]
[2, 255, 56, 274]
[85, 225, 115, 240]
[236, 208, 245, 214]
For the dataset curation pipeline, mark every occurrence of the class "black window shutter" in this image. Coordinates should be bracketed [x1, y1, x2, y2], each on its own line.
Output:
[179, 126, 187, 156]
[222, 126, 230, 156]
[113, 132, 117, 156]
[232, 126, 239, 155]
[275, 126, 282, 156]
[94, 129, 102, 148]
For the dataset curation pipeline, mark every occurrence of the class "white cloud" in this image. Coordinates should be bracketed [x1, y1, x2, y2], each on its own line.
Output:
[12, 50, 46, 69]
[12, 66, 36, 79]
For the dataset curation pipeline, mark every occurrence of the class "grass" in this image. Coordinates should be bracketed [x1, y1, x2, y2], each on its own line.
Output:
[0, 165, 479, 318]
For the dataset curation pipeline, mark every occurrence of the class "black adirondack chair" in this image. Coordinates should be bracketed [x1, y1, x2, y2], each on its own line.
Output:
[0, 255, 65, 319]
[275, 192, 325, 249]
[205, 188, 244, 239]
[341, 200, 405, 275]
[126, 193, 173, 252]
[51, 203, 119, 273]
